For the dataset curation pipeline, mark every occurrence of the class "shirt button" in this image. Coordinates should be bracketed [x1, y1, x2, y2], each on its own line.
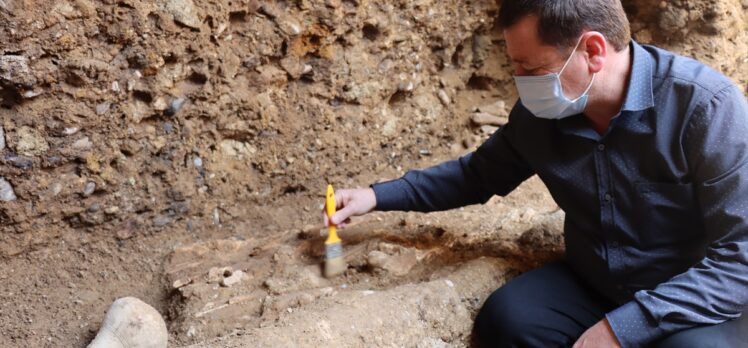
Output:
[604, 193, 612, 202]
[597, 144, 606, 151]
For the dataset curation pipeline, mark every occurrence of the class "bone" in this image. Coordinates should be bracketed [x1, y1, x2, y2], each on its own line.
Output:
[87, 297, 168, 348]
[471, 112, 508, 127]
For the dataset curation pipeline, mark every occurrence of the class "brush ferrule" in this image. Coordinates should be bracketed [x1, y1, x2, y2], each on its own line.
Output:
[325, 242, 343, 259]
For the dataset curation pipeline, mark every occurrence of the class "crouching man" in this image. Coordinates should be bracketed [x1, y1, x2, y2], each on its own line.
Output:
[326, 0, 748, 346]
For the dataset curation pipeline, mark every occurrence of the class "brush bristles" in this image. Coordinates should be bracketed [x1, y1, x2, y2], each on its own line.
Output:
[324, 242, 346, 278]
[325, 256, 346, 278]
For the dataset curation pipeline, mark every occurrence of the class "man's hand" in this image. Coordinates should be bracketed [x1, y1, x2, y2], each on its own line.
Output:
[323, 188, 377, 227]
[573, 318, 622, 348]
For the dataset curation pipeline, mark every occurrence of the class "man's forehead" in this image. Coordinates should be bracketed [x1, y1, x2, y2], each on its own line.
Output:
[503, 15, 580, 66]
[508, 43, 560, 56]
[504, 15, 545, 62]
[506, 40, 558, 66]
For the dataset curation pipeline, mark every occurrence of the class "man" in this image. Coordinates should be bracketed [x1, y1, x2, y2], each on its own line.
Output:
[325, 0, 748, 347]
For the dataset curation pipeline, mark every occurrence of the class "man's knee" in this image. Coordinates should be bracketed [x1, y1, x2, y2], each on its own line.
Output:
[473, 263, 609, 347]
[474, 287, 540, 347]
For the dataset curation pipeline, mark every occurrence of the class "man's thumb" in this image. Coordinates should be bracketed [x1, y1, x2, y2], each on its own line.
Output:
[330, 207, 354, 225]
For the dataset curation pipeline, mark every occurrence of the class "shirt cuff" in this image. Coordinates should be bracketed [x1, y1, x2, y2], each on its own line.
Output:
[371, 178, 412, 211]
[606, 300, 664, 348]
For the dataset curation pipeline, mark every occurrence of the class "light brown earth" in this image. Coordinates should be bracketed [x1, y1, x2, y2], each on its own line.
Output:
[0, 0, 746, 347]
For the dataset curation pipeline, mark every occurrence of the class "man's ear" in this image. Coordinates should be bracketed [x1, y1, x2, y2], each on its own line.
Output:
[583, 31, 606, 74]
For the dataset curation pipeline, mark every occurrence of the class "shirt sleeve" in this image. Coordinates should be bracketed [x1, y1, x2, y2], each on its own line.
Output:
[371, 109, 535, 212]
[606, 84, 748, 347]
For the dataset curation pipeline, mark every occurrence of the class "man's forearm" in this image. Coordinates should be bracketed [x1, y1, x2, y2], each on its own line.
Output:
[371, 154, 490, 212]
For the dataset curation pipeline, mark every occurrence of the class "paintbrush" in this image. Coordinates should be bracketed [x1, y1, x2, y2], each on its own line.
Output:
[324, 184, 347, 278]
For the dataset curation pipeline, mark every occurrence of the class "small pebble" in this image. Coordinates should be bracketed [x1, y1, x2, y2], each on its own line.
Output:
[437, 89, 450, 106]
[22, 90, 42, 98]
[153, 97, 168, 111]
[220, 270, 246, 287]
[95, 103, 110, 115]
[213, 208, 220, 225]
[0, 177, 16, 201]
[51, 183, 62, 196]
[43, 156, 63, 168]
[153, 215, 172, 227]
[83, 182, 96, 196]
[166, 0, 202, 29]
[378, 59, 394, 74]
[5, 154, 33, 169]
[63, 127, 80, 136]
[243, 56, 261, 69]
[72, 137, 92, 150]
[166, 97, 187, 116]
[398, 81, 414, 92]
[172, 278, 191, 289]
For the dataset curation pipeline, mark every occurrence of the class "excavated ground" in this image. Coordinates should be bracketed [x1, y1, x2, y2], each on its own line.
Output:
[0, 0, 747, 347]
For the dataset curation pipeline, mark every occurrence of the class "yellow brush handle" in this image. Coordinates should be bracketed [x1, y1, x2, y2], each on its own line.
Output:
[325, 185, 341, 244]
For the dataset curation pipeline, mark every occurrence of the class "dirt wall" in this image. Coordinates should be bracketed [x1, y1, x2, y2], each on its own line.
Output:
[0, 0, 501, 254]
[1, 0, 746, 252]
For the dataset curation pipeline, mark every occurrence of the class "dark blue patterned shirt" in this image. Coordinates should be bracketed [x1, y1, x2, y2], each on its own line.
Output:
[371, 41, 748, 347]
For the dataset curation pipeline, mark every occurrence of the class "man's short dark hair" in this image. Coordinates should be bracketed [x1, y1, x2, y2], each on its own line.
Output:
[498, 0, 631, 52]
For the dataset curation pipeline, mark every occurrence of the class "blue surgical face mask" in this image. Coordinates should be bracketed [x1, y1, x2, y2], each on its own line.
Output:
[513, 36, 596, 119]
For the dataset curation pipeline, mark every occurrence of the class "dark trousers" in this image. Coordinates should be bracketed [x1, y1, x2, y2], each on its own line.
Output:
[474, 262, 748, 348]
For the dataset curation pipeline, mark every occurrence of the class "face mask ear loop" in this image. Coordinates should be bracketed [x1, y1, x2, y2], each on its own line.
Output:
[570, 72, 596, 103]
[559, 35, 586, 76]
[559, 35, 591, 101]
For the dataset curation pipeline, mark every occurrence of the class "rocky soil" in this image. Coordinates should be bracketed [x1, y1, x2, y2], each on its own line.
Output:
[0, 0, 746, 347]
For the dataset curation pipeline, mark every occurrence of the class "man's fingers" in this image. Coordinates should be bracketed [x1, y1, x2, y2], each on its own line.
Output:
[337, 217, 353, 228]
[334, 189, 350, 210]
[330, 211, 346, 225]
[331, 205, 357, 225]
[324, 190, 348, 225]
[322, 188, 374, 227]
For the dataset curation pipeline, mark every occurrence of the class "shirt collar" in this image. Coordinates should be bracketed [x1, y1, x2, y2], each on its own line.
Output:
[555, 41, 655, 140]
[621, 41, 655, 112]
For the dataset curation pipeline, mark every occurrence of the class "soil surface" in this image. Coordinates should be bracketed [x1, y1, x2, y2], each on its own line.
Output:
[0, 0, 746, 347]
